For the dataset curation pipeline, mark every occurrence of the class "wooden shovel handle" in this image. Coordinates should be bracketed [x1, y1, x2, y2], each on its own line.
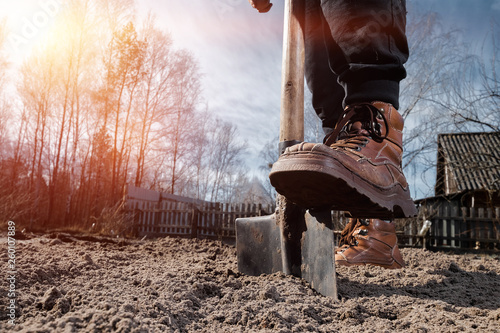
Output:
[279, 0, 305, 152]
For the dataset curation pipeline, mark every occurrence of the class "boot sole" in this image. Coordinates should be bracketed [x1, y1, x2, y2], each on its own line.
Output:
[269, 152, 417, 219]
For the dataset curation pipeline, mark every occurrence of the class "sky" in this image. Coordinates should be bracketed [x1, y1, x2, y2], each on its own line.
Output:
[1, 0, 499, 199]
[136, 0, 286, 173]
[143, 0, 500, 199]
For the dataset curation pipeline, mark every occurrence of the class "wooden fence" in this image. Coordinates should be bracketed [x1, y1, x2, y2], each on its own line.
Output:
[128, 200, 274, 241]
[126, 186, 500, 252]
[401, 205, 500, 251]
[126, 186, 274, 241]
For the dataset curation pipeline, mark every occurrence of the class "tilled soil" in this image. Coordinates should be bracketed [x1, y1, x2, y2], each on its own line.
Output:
[1, 232, 499, 332]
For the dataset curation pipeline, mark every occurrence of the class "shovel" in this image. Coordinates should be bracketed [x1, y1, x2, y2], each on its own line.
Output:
[236, 0, 337, 299]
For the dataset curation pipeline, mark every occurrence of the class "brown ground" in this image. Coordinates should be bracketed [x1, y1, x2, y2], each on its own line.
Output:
[1, 232, 499, 332]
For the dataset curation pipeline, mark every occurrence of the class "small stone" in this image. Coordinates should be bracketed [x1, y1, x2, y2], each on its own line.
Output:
[120, 303, 135, 313]
[83, 254, 93, 264]
[448, 262, 461, 273]
[42, 287, 62, 311]
[259, 285, 280, 301]
[54, 297, 71, 314]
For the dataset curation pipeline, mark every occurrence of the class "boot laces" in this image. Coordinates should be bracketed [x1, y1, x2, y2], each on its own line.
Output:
[338, 219, 370, 250]
[325, 103, 389, 147]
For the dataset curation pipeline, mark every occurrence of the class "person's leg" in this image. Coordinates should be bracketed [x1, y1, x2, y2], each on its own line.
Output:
[269, 0, 416, 219]
[303, 0, 344, 137]
[290, 0, 410, 268]
[319, 0, 409, 109]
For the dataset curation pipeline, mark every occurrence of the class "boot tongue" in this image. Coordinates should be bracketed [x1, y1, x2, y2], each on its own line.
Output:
[325, 103, 387, 146]
[338, 120, 370, 139]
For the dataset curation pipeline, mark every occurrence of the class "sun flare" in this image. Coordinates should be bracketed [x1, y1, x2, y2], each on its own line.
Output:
[1, 0, 64, 58]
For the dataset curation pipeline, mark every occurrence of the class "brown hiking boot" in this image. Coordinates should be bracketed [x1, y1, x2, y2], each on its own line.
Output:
[335, 219, 405, 269]
[269, 101, 416, 219]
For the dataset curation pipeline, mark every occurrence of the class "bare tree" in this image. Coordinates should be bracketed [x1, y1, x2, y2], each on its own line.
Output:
[133, 17, 175, 188]
[44, 0, 100, 224]
[257, 137, 279, 204]
[183, 108, 212, 199]
[233, 176, 275, 206]
[103, 22, 146, 199]
[401, 15, 500, 197]
[18, 43, 62, 225]
[304, 89, 324, 143]
[167, 50, 201, 194]
[205, 119, 247, 202]
[400, 12, 466, 170]
[0, 20, 27, 223]
[0, 19, 9, 156]
[438, 22, 499, 132]
[0, 0, 252, 230]
[178, 112, 248, 202]
[390, 12, 476, 197]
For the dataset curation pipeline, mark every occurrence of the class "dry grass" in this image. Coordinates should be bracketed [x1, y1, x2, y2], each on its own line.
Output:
[87, 200, 136, 237]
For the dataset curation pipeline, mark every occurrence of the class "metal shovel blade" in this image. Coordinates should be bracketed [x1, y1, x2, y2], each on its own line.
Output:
[236, 210, 337, 299]
[236, 214, 283, 275]
[302, 209, 337, 299]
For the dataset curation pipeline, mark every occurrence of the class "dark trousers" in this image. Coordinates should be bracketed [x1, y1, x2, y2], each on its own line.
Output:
[304, 0, 409, 135]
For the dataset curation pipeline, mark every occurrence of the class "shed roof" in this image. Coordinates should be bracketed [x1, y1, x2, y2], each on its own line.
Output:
[435, 132, 500, 195]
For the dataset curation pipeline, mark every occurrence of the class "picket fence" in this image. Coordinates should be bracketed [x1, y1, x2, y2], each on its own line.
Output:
[126, 186, 500, 251]
[402, 205, 500, 251]
[126, 186, 274, 241]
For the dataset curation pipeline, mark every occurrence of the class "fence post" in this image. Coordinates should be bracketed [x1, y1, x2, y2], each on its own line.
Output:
[191, 204, 199, 239]
[451, 205, 458, 248]
[486, 208, 493, 250]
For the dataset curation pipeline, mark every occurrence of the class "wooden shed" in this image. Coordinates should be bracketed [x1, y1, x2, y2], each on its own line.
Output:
[414, 132, 500, 251]
[435, 132, 500, 206]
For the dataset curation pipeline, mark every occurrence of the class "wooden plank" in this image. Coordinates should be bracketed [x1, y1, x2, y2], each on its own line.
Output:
[175, 202, 181, 234]
[487, 207, 493, 219]
[166, 201, 172, 234]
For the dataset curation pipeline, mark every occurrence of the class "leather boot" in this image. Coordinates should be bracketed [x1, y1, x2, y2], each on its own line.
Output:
[269, 101, 416, 219]
[337, 218, 359, 249]
[335, 219, 405, 269]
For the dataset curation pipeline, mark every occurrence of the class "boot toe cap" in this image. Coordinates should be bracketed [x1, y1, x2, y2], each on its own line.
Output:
[284, 142, 330, 154]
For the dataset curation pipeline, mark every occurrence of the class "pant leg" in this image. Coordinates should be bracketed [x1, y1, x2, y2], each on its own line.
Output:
[304, 0, 344, 136]
[320, 0, 409, 109]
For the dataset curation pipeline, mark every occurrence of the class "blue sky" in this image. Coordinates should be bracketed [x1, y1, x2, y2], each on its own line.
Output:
[2, 0, 499, 199]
